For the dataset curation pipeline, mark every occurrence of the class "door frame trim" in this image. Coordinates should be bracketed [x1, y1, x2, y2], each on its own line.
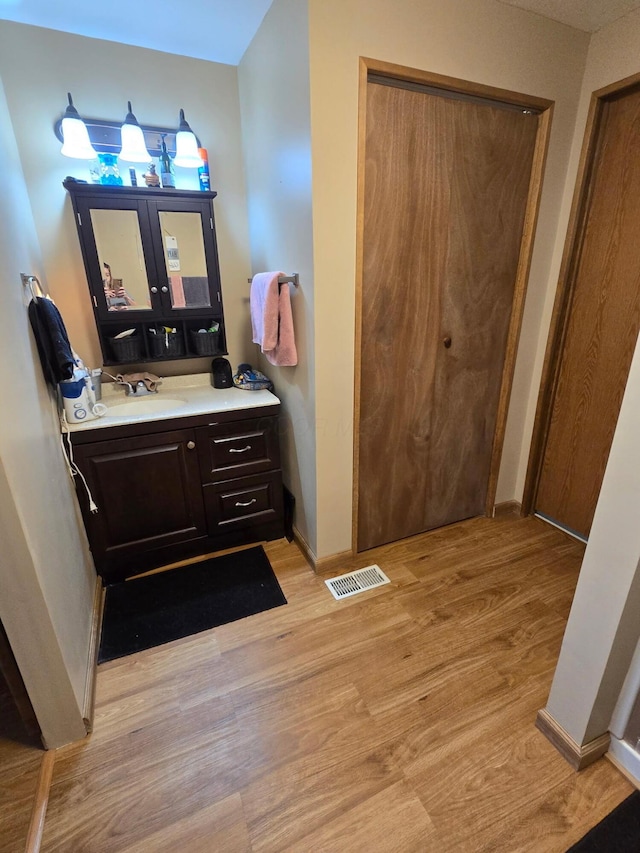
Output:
[522, 71, 640, 517]
[353, 56, 554, 552]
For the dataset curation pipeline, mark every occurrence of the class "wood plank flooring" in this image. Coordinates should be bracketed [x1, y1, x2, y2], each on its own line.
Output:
[0, 668, 43, 853]
[35, 516, 632, 851]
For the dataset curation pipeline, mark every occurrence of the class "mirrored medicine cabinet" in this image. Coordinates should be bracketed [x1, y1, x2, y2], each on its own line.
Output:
[63, 179, 228, 365]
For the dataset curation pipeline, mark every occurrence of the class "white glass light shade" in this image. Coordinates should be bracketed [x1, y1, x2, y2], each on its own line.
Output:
[174, 109, 203, 168]
[60, 93, 97, 159]
[119, 102, 151, 162]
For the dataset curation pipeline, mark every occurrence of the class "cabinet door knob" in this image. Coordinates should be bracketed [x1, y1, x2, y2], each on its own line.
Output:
[161, 286, 169, 293]
[187, 441, 196, 450]
[150, 286, 158, 294]
[443, 336, 452, 349]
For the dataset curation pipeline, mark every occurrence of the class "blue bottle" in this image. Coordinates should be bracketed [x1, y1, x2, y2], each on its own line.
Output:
[98, 153, 123, 186]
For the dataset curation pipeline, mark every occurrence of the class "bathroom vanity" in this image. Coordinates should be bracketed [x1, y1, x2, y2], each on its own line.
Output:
[67, 376, 284, 583]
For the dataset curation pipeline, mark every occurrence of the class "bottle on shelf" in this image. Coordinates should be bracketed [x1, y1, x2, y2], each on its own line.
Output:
[143, 163, 160, 187]
[160, 136, 175, 189]
[98, 153, 123, 186]
[198, 148, 210, 191]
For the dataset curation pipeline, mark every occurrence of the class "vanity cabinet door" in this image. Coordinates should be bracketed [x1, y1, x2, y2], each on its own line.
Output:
[74, 428, 206, 581]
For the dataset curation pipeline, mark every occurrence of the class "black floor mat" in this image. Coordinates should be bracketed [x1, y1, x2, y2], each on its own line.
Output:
[98, 546, 287, 663]
[567, 791, 640, 852]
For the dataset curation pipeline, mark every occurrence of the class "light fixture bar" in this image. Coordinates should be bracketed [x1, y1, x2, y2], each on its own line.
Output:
[54, 118, 200, 158]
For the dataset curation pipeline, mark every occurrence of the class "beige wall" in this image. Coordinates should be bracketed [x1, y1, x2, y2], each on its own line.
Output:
[238, 0, 317, 550]
[307, 0, 590, 557]
[0, 21, 253, 375]
[540, 8, 640, 749]
[0, 78, 94, 748]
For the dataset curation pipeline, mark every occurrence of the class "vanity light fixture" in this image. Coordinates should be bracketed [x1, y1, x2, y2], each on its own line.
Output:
[119, 101, 152, 162]
[174, 109, 203, 168]
[60, 93, 97, 159]
[55, 100, 202, 163]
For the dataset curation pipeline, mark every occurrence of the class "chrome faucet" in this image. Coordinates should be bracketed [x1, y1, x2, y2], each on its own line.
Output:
[110, 371, 162, 397]
[125, 380, 158, 397]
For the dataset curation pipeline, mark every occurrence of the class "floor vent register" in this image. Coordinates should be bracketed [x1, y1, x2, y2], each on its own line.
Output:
[324, 565, 391, 600]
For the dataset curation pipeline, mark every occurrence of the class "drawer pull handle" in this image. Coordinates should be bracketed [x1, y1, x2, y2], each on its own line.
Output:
[235, 498, 257, 507]
[229, 445, 252, 454]
[187, 441, 196, 450]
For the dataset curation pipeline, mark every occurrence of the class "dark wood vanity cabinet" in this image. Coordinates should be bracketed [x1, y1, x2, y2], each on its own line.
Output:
[64, 180, 228, 365]
[73, 428, 207, 572]
[71, 405, 284, 583]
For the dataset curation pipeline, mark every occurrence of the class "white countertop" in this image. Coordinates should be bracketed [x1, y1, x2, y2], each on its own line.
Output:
[64, 373, 280, 433]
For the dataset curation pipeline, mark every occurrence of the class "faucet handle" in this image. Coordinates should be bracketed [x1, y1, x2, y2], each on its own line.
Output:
[133, 379, 158, 395]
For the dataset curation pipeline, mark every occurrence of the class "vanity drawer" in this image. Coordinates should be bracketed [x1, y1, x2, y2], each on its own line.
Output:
[196, 417, 280, 482]
[203, 471, 284, 535]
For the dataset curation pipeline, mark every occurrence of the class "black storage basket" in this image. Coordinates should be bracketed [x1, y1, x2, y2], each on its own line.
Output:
[148, 331, 184, 358]
[109, 335, 143, 363]
[190, 329, 220, 356]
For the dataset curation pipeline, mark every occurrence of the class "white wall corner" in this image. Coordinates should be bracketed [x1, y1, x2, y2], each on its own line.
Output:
[544, 336, 640, 747]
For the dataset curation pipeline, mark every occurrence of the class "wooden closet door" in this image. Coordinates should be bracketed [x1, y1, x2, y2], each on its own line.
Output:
[535, 87, 640, 539]
[357, 81, 538, 551]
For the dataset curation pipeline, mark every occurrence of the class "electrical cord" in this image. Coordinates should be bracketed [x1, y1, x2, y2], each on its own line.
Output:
[60, 411, 99, 513]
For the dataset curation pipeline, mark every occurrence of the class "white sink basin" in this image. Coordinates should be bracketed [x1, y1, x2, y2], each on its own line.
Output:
[105, 397, 187, 417]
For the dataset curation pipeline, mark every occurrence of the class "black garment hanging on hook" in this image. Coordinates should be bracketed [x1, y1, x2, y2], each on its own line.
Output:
[28, 297, 75, 388]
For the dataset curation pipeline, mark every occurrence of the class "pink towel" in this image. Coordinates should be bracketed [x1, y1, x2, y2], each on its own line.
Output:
[169, 275, 186, 308]
[250, 272, 298, 367]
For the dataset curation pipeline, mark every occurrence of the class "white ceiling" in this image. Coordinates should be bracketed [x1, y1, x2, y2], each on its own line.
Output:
[0, 0, 274, 65]
[497, 0, 640, 32]
[1, 0, 639, 65]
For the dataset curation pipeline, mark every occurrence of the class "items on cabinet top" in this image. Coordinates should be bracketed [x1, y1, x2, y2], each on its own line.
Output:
[64, 180, 227, 366]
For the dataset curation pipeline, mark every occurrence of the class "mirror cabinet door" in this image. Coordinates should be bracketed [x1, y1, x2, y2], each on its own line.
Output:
[158, 211, 211, 310]
[89, 208, 154, 312]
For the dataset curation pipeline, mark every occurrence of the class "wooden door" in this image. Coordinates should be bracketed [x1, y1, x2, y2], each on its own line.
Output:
[533, 84, 640, 539]
[357, 78, 539, 551]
